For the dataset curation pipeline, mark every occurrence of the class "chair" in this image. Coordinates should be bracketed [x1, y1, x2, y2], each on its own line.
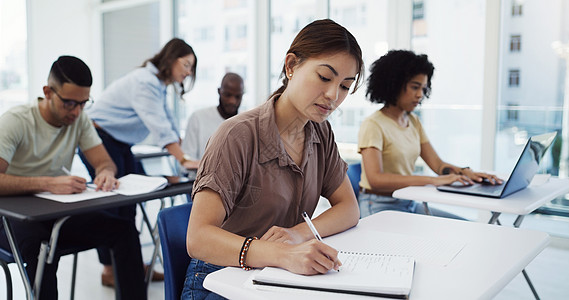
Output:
[158, 202, 192, 300]
[0, 247, 14, 300]
[347, 163, 362, 198]
[0, 245, 84, 300]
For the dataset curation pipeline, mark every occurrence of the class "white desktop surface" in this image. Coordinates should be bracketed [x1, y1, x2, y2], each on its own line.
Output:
[203, 211, 549, 300]
[393, 177, 569, 216]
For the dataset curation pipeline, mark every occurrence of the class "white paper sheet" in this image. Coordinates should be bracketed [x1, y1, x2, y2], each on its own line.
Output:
[35, 188, 116, 203]
[327, 229, 466, 267]
[34, 174, 168, 203]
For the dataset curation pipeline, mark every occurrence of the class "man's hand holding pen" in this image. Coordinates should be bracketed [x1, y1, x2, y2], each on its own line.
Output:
[60, 166, 118, 193]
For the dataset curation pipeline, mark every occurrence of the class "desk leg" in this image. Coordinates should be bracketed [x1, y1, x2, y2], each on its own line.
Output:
[144, 225, 162, 286]
[488, 212, 501, 224]
[2, 217, 34, 300]
[513, 215, 525, 228]
[512, 215, 539, 299]
[489, 213, 539, 299]
[422, 202, 432, 215]
[522, 269, 540, 299]
[34, 216, 70, 298]
[137, 200, 165, 287]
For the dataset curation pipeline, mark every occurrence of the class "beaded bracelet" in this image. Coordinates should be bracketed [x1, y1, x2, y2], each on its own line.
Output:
[239, 236, 258, 270]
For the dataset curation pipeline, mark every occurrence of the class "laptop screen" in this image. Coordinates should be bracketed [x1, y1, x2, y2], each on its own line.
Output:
[501, 132, 557, 197]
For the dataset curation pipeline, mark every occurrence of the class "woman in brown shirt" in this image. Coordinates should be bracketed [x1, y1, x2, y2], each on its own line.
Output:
[182, 19, 364, 299]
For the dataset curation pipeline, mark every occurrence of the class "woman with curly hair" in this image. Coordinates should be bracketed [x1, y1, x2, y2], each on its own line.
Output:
[357, 50, 501, 218]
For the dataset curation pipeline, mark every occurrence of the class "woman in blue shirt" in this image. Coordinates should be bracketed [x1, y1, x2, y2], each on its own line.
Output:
[81, 37, 197, 286]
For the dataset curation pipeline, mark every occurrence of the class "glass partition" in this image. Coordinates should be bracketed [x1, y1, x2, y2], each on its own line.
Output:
[176, 0, 256, 131]
[327, 0, 388, 146]
[497, 0, 569, 215]
[0, 0, 28, 115]
[269, 0, 320, 94]
[410, 0, 487, 173]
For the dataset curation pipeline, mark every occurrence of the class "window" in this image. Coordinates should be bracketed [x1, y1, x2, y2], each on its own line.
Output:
[0, 0, 28, 116]
[412, 0, 427, 37]
[224, 24, 248, 51]
[327, 0, 389, 147]
[498, 0, 568, 215]
[332, 4, 367, 27]
[413, 1, 425, 20]
[271, 16, 283, 33]
[410, 0, 487, 171]
[512, 2, 523, 16]
[224, 0, 247, 9]
[510, 34, 521, 52]
[269, 0, 320, 94]
[195, 27, 214, 42]
[506, 102, 519, 121]
[176, 0, 256, 130]
[508, 69, 520, 87]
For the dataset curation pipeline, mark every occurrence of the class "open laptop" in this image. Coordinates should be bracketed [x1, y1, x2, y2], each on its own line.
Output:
[436, 131, 557, 198]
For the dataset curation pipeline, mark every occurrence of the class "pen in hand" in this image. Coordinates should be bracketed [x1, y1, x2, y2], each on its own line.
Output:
[302, 211, 340, 271]
[62, 166, 93, 190]
[61, 166, 72, 176]
[302, 211, 323, 241]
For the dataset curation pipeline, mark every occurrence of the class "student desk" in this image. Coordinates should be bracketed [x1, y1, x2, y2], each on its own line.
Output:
[392, 176, 569, 299]
[0, 182, 193, 300]
[392, 176, 569, 227]
[203, 211, 549, 300]
[132, 144, 178, 176]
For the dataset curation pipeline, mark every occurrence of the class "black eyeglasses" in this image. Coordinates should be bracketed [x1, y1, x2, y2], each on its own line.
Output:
[49, 87, 93, 111]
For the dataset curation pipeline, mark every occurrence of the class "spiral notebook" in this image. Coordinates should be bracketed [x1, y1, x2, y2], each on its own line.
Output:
[252, 251, 415, 299]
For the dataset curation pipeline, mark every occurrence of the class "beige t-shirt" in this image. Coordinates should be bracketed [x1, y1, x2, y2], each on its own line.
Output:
[0, 103, 101, 177]
[357, 110, 429, 190]
[192, 96, 347, 238]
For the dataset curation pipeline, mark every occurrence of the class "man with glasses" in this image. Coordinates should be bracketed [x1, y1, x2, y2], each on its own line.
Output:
[0, 56, 147, 299]
[182, 72, 244, 167]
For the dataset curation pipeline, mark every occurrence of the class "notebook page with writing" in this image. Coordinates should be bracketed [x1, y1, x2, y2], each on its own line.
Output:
[253, 253, 414, 298]
[325, 230, 466, 267]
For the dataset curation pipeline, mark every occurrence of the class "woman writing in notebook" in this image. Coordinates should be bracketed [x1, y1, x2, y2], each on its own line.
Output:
[183, 19, 362, 299]
[357, 50, 502, 218]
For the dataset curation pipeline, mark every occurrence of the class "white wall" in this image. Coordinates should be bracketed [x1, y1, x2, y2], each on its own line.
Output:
[27, 0, 100, 98]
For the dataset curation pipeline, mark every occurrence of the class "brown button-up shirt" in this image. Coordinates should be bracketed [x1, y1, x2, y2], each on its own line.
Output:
[192, 96, 347, 237]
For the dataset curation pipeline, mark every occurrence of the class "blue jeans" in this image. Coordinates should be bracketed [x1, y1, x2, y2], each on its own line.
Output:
[181, 258, 226, 300]
[358, 191, 465, 220]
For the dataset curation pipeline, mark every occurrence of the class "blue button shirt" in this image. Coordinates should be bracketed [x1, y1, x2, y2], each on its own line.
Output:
[86, 63, 179, 148]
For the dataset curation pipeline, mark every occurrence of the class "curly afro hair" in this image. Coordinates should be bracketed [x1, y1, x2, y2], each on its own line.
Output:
[366, 50, 434, 106]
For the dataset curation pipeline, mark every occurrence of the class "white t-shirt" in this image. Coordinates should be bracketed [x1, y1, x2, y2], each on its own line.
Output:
[0, 102, 101, 177]
[182, 106, 226, 160]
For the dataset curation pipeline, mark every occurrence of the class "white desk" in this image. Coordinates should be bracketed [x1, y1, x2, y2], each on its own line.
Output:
[131, 144, 178, 176]
[393, 176, 569, 224]
[393, 176, 569, 299]
[203, 211, 549, 300]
